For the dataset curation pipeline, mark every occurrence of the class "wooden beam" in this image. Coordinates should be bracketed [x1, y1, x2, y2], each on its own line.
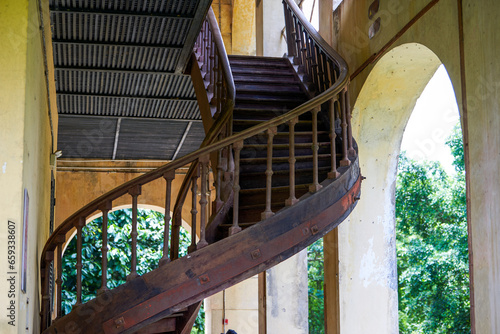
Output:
[258, 272, 267, 334]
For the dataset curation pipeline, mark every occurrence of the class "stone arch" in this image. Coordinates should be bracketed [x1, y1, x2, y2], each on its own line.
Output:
[337, 42, 453, 333]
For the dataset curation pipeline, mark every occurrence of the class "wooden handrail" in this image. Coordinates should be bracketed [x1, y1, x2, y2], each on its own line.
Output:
[40, 3, 356, 330]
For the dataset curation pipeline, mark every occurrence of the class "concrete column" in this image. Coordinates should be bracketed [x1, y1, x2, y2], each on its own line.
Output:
[266, 250, 309, 334]
[232, 0, 256, 55]
[463, 1, 500, 332]
[260, 0, 288, 57]
[205, 276, 259, 334]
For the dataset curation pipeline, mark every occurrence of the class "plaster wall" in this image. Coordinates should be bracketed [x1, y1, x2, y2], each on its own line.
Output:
[328, 0, 500, 332]
[0, 0, 55, 332]
[205, 276, 259, 334]
[55, 160, 203, 230]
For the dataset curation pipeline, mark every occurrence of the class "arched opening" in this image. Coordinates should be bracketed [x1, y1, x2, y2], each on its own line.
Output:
[60, 206, 206, 332]
[336, 43, 444, 333]
[397, 65, 469, 332]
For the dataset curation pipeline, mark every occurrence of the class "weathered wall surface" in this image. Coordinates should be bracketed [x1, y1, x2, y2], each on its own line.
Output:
[0, 0, 55, 332]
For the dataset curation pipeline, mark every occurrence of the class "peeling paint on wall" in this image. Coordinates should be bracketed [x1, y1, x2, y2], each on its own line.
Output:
[2, 162, 6, 173]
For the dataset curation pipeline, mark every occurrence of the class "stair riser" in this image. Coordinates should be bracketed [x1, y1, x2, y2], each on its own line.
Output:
[239, 145, 332, 159]
[240, 158, 331, 174]
[239, 169, 330, 189]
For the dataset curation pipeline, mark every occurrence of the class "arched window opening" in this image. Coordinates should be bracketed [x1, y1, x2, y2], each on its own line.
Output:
[397, 65, 469, 333]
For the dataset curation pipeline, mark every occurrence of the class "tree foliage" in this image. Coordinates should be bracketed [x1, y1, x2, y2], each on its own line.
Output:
[397, 124, 469, 333]
[61, 208, 205, 333]
[308, 238, 325, 333]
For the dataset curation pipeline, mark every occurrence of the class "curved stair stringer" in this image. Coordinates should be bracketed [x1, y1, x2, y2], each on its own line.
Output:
[43, 157, 360, 334]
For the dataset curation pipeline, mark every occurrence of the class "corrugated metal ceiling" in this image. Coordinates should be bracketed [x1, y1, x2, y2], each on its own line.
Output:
[50, 0, 210, 160]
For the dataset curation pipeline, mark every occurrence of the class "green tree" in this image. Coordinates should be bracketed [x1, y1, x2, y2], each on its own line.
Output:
[308, 238, 325, 333]
[397, 124, 469, 333]
[61, 208, 205, 333]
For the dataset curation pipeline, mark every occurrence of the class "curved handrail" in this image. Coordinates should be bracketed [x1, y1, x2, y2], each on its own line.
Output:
[41, 2, 357, 330]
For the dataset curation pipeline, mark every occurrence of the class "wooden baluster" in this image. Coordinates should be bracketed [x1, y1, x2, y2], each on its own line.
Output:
[294, 21, 304, 67]
[98, 201, 112, 294]
[321, 52, 331, 90]
[283, 4, 295, 57]
[340, 89, 351, 166]
[345, 88, 356, 157]
[310, 106, 323, 192]
[55, 235, 65, 318]
[262, 127, 277, 219]
[230, 141, 244, 235]
[127, 185, 141, 281]
[286, 118, 299, 206]
[213, 145, 224, 212]
[75, 217, 84, 305]
[160, 171, 175, 266]
[41, 251, 53, 330]
[188, 165, 200, 253]
[328, 99, 340, 179]
[307, 39, 319, 89]
[198, 154, 210, 249]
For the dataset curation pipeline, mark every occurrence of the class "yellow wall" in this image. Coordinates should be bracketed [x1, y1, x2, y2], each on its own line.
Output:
[0, 0, 55, 332]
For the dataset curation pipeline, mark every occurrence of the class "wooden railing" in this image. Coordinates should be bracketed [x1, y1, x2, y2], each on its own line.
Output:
[40, 2, 356, 330]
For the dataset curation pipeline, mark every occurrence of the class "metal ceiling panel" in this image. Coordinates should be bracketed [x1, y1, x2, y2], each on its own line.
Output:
[115, 118, 190, 160]
[57, 95, 200, 119]
[55, 69, 196, 98]
[50, 12, 192, 46]
[49, 0, 201, 17]
[57, 115, 117, 158]
[52, 43, 181, 71]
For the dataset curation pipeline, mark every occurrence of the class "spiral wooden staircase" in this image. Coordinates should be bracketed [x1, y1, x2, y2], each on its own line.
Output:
[40, 1, 361, 333]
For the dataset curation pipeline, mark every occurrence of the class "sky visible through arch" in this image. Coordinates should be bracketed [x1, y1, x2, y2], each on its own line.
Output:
[401, 65, 460, 174]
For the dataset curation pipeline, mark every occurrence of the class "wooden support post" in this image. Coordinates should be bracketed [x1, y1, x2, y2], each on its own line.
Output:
[55, 234, 66, 319]
[160, 170, 175, 266]
[230, 141, 244, 235]
[310, 107, 323, 192]
[98, 201, 112, 295]
[258, 272, 267, 334]
[328, 98, 340, 179]
[188, 165, 200, 253]
[75, 217, 85, 306]
[262, 127, 277, 220]
[41, 251, 53, 330]
[198, 154, 210, 249]
[286, 118, 299, 206]
[128, 185, 141, 281]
